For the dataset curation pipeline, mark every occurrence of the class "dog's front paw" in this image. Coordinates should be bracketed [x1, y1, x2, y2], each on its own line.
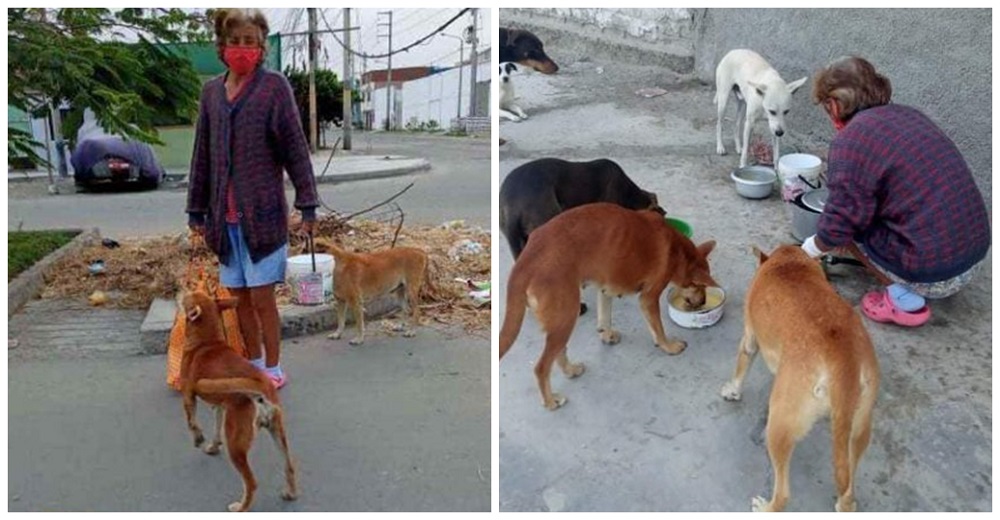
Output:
[544, 393, 567, 411]
[203, 441, 222, 456]
[327, 331, 342, 340]
[835, 495, 857, 512]
[565, 362, 585, 379]
[599, 328, 621, 345]
[348, 337, 364, 346]
[658, 340, 687, 355]
[281, 489, 298, 501]
[228, 501, 246, 512]
[717, 143, 726, 155]
[402, 329, 416, 338]
[192, 431, 205, 448]
[751, 496, 771, 512]
[720, 380, 742, 401]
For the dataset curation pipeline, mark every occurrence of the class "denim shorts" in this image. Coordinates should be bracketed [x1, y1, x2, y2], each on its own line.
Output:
[219, 224, 288, 288]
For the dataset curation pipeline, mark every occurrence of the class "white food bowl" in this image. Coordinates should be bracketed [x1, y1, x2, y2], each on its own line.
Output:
[667, 286, 726, 329]
[731, 166, 777, 199]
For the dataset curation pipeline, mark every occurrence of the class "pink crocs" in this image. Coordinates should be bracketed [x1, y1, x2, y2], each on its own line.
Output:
[861, 290, 931, 327]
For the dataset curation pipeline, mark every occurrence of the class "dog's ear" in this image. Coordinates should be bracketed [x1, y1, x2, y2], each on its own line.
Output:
[697, 240, 717, 259]
[692, 270, 720, 288]
[502, 28, 519, 46]
[186, 304, 203, 322]
[505, 63, 518, 75]
[748, 80, 767, 97]
[751, 245, 769, 265]
[215, 297, 239, 311]
[787, 76, 808, 95]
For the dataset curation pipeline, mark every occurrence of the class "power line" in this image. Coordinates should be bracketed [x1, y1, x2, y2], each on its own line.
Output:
[320, 8, 470, 60]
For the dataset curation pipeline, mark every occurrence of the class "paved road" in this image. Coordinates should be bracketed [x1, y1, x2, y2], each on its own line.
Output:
[498, 59, 992, 512]
[8, 131, 491, 238]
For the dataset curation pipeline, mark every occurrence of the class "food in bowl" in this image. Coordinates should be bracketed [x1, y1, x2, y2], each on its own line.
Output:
[667, 286, 726, 329]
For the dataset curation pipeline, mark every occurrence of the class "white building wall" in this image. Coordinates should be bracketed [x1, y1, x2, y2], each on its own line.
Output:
[369, 61, 491, 130]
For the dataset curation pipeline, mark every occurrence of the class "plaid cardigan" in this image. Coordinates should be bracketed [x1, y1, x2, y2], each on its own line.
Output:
[817, 104, 990, 283]
[186, 68, 318, 263]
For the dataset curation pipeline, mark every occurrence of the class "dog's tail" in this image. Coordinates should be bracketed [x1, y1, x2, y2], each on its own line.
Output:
[194, 377, 279, 406]
[499, 266, 529, 360]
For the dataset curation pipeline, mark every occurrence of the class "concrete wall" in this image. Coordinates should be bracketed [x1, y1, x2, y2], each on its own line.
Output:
[694, 8, 992, 206]
[399, 61, 492, 128]
[506, 8, 697, 43]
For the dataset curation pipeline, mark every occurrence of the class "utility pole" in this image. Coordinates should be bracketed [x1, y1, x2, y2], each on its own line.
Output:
[342, 8, 353, 150]
[378, 10, 393, 131]
[467, 9, 478, 117]
[439, 33, 464, 121]
[307, 8, 319, 152]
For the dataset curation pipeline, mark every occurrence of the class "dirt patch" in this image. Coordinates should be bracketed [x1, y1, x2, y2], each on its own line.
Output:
[40, 213, 491, 334]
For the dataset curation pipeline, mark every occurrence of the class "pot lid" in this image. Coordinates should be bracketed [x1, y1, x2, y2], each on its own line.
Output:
[801, 188, 829, 212]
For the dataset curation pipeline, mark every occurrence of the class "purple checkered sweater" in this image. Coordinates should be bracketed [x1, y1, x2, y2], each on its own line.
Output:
[186, 68, 318, 263]
[817, 104, 990, 283]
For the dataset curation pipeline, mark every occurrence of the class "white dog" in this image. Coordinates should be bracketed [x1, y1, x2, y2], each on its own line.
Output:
[499, 62, 528, 122]
[715, 49, 808, 167]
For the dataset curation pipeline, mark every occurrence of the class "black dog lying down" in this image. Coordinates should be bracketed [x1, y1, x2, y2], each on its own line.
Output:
[500, 27, 559, 74]
[499, 158, 665, 313]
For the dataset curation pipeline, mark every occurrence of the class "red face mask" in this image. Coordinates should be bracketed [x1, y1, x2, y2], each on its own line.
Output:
[223, 46, 262, 76]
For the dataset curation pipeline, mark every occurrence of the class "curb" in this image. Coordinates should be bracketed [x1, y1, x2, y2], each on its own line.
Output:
[8, 228, 100, 318]
[169, 159, 431, 190]
[139, 293, 401, 355]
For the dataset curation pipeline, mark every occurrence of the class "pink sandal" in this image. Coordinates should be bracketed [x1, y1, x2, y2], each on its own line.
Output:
[861, 290, 931, 327]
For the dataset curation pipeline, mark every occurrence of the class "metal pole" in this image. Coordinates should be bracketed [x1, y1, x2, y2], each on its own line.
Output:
[308, 8, 318, 152]
[342, 8, 352, 150]
[468, 9, 478, 117]
[385, 11, 393, 130]
[457, 39, 464, 119]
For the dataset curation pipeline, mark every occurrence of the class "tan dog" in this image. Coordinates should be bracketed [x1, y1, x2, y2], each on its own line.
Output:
[313, 238, 428, 345]
[720, 245, 879, 512]
[499, 202, 719, 411]
[179, 289, 297, 512]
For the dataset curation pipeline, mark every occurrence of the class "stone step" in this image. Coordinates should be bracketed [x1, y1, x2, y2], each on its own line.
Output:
[139, 294, 401, 355]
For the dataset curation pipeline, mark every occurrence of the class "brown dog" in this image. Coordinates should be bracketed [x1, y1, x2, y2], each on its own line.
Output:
[179, 289, 297, 512]
[720, 245, 879, 512]
[314, 238, 428, 345]
[499, 202, 719, 410]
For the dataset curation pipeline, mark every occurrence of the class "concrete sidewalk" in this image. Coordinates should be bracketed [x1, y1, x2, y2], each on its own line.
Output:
[8, 326, 490, 511]
[8, 153, 430, 186]
[498, 58, 992, 512]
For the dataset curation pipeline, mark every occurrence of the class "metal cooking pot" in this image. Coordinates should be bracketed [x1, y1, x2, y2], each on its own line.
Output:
[789, 188, 829, 242]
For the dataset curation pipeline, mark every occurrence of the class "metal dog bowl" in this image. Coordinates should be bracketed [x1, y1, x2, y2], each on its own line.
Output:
[731, 166, 777, 199]
[667, 286, 726, 329]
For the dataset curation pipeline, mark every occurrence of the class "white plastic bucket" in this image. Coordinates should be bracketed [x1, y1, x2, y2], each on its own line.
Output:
[287, 254, 334, 305]
[778, 153, 823, 202]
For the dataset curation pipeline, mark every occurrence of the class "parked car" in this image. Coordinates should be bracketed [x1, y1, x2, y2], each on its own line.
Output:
[70, 137, 165, 190]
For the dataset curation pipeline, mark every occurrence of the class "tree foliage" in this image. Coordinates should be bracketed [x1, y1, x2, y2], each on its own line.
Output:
[283, 67, 362, 131]
[8, 8, 209, 164]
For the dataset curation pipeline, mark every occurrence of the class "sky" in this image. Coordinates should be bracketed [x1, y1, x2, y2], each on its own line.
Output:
[260, 8, 491, 75]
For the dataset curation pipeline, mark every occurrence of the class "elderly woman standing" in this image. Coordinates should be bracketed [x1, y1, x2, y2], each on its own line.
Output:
[187, 8, 318, 387]
[801, 56, 990, 327]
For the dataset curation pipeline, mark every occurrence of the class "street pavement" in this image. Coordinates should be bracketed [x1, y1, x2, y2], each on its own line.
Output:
[8, 131, 490, 237]
[498, 59, 992, 512]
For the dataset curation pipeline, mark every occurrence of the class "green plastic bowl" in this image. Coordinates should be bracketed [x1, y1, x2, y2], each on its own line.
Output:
[665, 217, 693, 238]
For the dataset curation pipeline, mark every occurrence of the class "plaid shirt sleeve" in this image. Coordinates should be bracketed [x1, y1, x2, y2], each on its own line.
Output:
[816, 129, 882, 248]
[269, 74, 319, 220]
